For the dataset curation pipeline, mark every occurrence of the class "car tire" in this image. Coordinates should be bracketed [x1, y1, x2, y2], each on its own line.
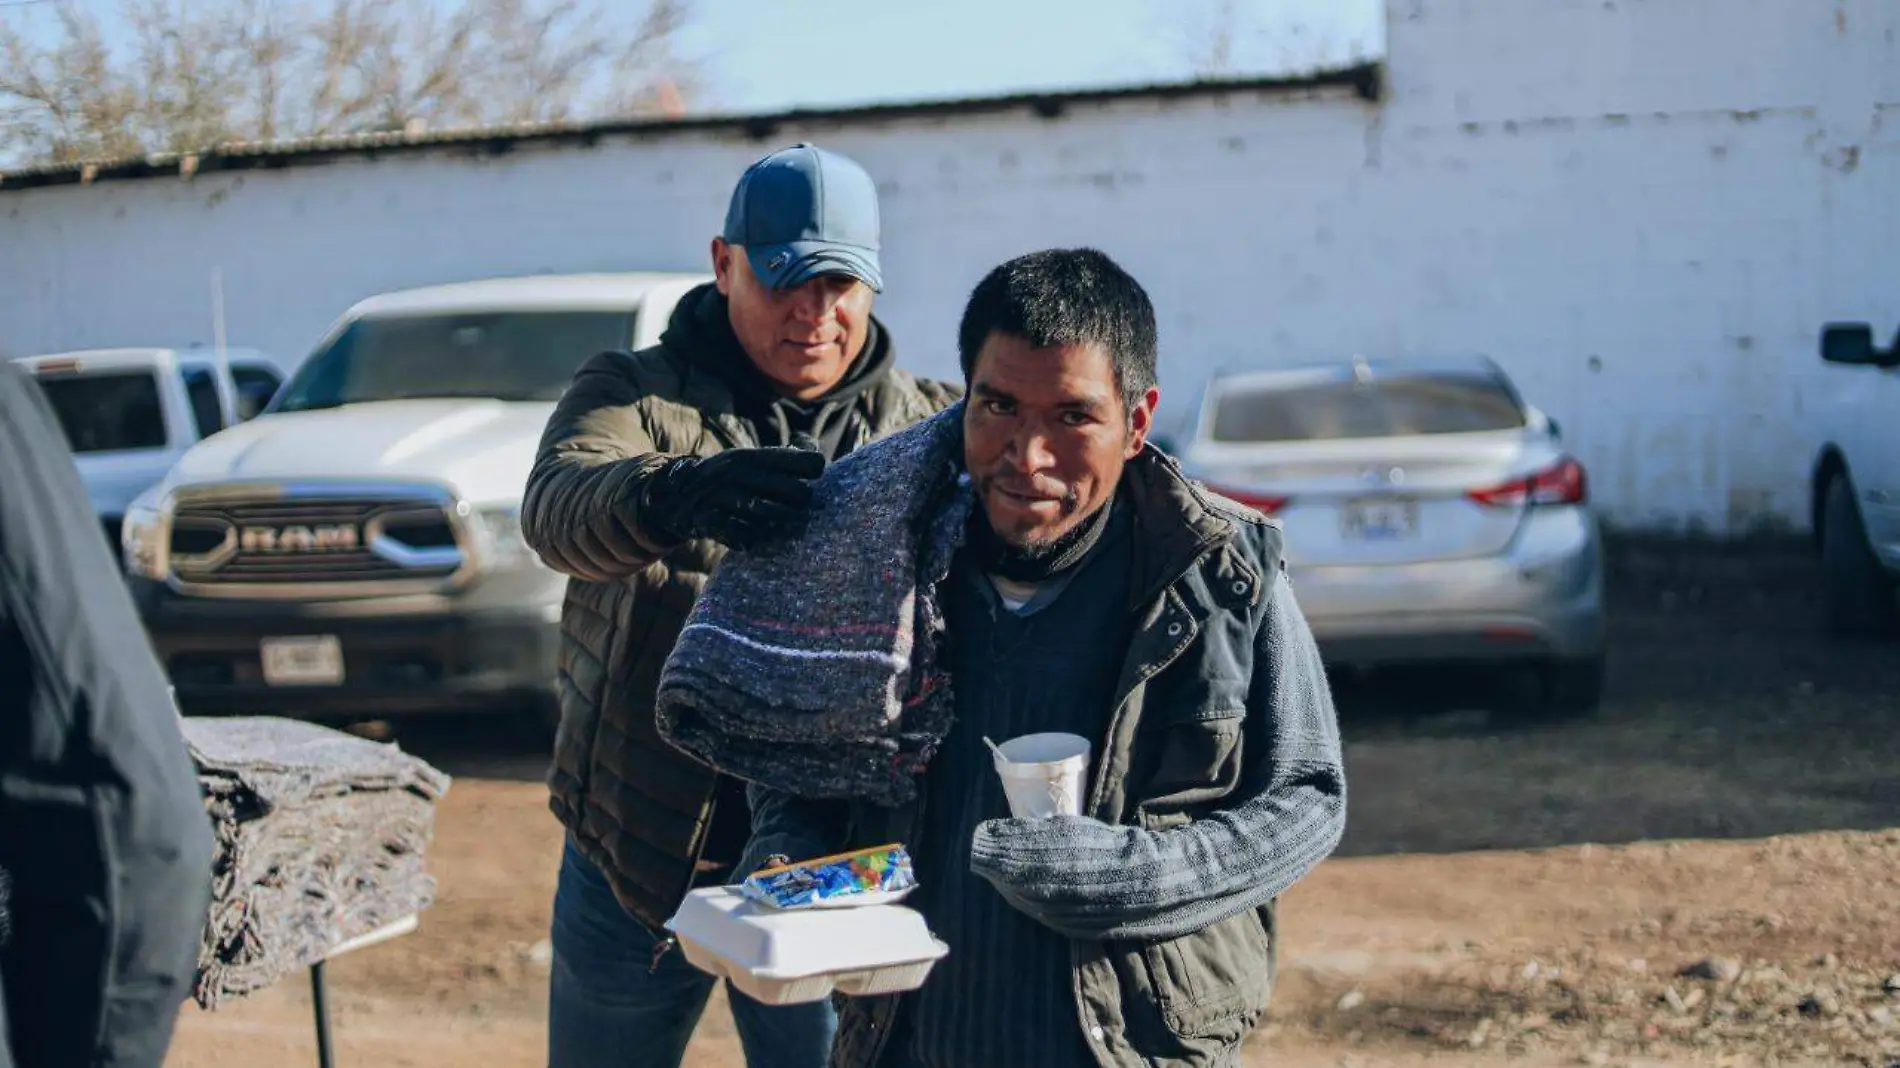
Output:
[1820, 474, 1898, 639]
[1541, 655, 1605, 719]
[1493, 656, 1602, 723]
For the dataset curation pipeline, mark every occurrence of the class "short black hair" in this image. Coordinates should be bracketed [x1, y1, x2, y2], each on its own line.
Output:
[956, 247, 1158, 414]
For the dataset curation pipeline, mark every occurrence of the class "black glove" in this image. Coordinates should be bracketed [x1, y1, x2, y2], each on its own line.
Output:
[639, 445, 827, 550]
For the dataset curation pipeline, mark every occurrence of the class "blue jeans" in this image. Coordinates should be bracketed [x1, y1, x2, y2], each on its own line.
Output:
[547, 840, 839, 1068]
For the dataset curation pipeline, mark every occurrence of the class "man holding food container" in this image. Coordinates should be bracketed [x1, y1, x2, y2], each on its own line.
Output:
[729, 247, 1349, 1067]
[523, 142, 961, 1068]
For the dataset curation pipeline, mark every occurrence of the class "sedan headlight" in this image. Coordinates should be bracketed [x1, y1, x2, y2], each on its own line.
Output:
[471, 505, 540, 570]
[121, 498, 169, 580]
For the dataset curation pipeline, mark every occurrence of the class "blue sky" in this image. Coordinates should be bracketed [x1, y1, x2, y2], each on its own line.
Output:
[686, 0, 1385, 113]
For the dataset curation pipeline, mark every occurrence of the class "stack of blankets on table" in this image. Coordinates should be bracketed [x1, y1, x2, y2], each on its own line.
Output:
[182, 715, 450, 1009]
[656, 402, 974, 807]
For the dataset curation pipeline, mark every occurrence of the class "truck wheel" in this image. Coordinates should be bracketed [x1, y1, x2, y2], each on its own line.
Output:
[1540, 655, 1604, 720]
[1821, 475, 1898, 638]
[1494, 656, 1603, 724]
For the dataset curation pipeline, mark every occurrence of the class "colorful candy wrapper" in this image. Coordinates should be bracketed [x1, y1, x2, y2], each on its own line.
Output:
[739, 843, 918, 910]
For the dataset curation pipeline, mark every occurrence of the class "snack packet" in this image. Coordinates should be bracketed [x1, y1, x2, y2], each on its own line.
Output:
[739, 843, 917, 910]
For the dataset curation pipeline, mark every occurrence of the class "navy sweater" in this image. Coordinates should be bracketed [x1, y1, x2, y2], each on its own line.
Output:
[893, 503, 1135, 1068]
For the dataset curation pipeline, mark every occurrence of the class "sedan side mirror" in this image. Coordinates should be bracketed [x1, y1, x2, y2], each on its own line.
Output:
[1821, 322, 1880, 366]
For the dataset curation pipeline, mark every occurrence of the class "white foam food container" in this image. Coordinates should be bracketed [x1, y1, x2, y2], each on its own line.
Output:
[664, 886, 949, 1006]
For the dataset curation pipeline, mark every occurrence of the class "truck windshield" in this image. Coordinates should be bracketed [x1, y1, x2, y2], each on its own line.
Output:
[35, 371, 171, 453]
[1210, 372, 1526, 443]
[272, 311, 637, 411]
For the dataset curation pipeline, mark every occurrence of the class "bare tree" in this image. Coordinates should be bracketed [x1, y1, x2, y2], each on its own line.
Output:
[327, 0, 488, 134]
[1185, 0, 1238, 78]
[123, 0, 254, 151]
[605, 0, 695, 119]
[0, 3, 142, 162]
[0, 0, 701, 166]
[472, 0, 606, 125]
[228, 0, 291, 142]
[1156, 0, 1373, 81]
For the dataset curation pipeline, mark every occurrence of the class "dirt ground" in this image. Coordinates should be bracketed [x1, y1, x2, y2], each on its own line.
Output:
[163, 537, 1900, 1068]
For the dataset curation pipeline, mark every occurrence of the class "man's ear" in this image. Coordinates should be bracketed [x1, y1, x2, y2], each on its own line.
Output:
[712, 237, 737, 296]
[1126, 386, 1161, 458]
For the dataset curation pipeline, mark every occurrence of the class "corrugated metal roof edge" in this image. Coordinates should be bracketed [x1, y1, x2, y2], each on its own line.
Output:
[0, 62, 1382, 193]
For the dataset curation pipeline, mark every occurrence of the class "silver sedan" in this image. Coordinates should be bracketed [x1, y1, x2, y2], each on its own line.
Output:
[1171, 355, 1606, 717]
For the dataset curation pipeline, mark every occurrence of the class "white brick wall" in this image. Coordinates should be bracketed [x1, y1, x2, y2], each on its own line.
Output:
[2, 0, 1894, 532]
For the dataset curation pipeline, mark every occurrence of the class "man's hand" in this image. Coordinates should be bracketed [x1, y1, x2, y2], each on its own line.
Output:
[638, 445, 827, 550]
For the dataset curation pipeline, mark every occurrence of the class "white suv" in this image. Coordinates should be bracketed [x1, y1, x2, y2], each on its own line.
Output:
[1810, 321, 1900, 637]
[120, 272, 709, 721]
[12, 346, 285, 554]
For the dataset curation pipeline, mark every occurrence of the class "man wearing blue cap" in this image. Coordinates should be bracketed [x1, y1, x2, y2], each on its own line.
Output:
[522, 143, 960, 1068]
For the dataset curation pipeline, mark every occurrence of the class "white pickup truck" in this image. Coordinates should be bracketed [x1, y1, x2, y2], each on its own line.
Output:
[119, 272, 709, 721]
[12, 346, 286, 554]
[1810, 320, 1900, 637]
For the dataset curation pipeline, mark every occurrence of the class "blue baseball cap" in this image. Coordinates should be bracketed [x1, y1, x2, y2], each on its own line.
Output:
[722, 142, 883, 293]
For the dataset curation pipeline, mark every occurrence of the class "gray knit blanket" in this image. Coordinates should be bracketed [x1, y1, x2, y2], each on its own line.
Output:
[656, 403, 974, 805]
[184, 716, 449, 1009]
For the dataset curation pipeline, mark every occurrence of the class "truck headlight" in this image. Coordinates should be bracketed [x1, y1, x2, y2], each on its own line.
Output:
[121, 501, 169, 580]
[472, 506, 540, 569]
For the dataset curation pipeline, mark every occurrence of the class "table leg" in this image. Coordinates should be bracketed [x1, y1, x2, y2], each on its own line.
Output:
[311, 959, 334, 1068]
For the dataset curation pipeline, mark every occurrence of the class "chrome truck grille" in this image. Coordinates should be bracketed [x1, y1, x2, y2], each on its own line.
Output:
[165, 483, 471, 598]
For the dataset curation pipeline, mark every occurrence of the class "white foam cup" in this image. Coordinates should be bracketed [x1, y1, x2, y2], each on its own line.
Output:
[991, 732, 1092, 819]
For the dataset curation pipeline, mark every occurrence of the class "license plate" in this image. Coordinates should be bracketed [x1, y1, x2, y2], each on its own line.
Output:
[1341, 498, 1418, 541]
[260, 635, 344, 686]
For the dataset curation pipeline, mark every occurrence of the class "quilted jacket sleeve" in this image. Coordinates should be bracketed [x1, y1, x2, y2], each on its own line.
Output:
[521, 350, 680, 582]
[915, 377, 966, 416]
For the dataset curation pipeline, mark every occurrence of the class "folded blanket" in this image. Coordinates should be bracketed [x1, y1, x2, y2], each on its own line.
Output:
[183, 715, 452, 810]
[656, 403, 973, 805]
[184, 716, 449, 1009]
[194, 791, 437, 1008]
